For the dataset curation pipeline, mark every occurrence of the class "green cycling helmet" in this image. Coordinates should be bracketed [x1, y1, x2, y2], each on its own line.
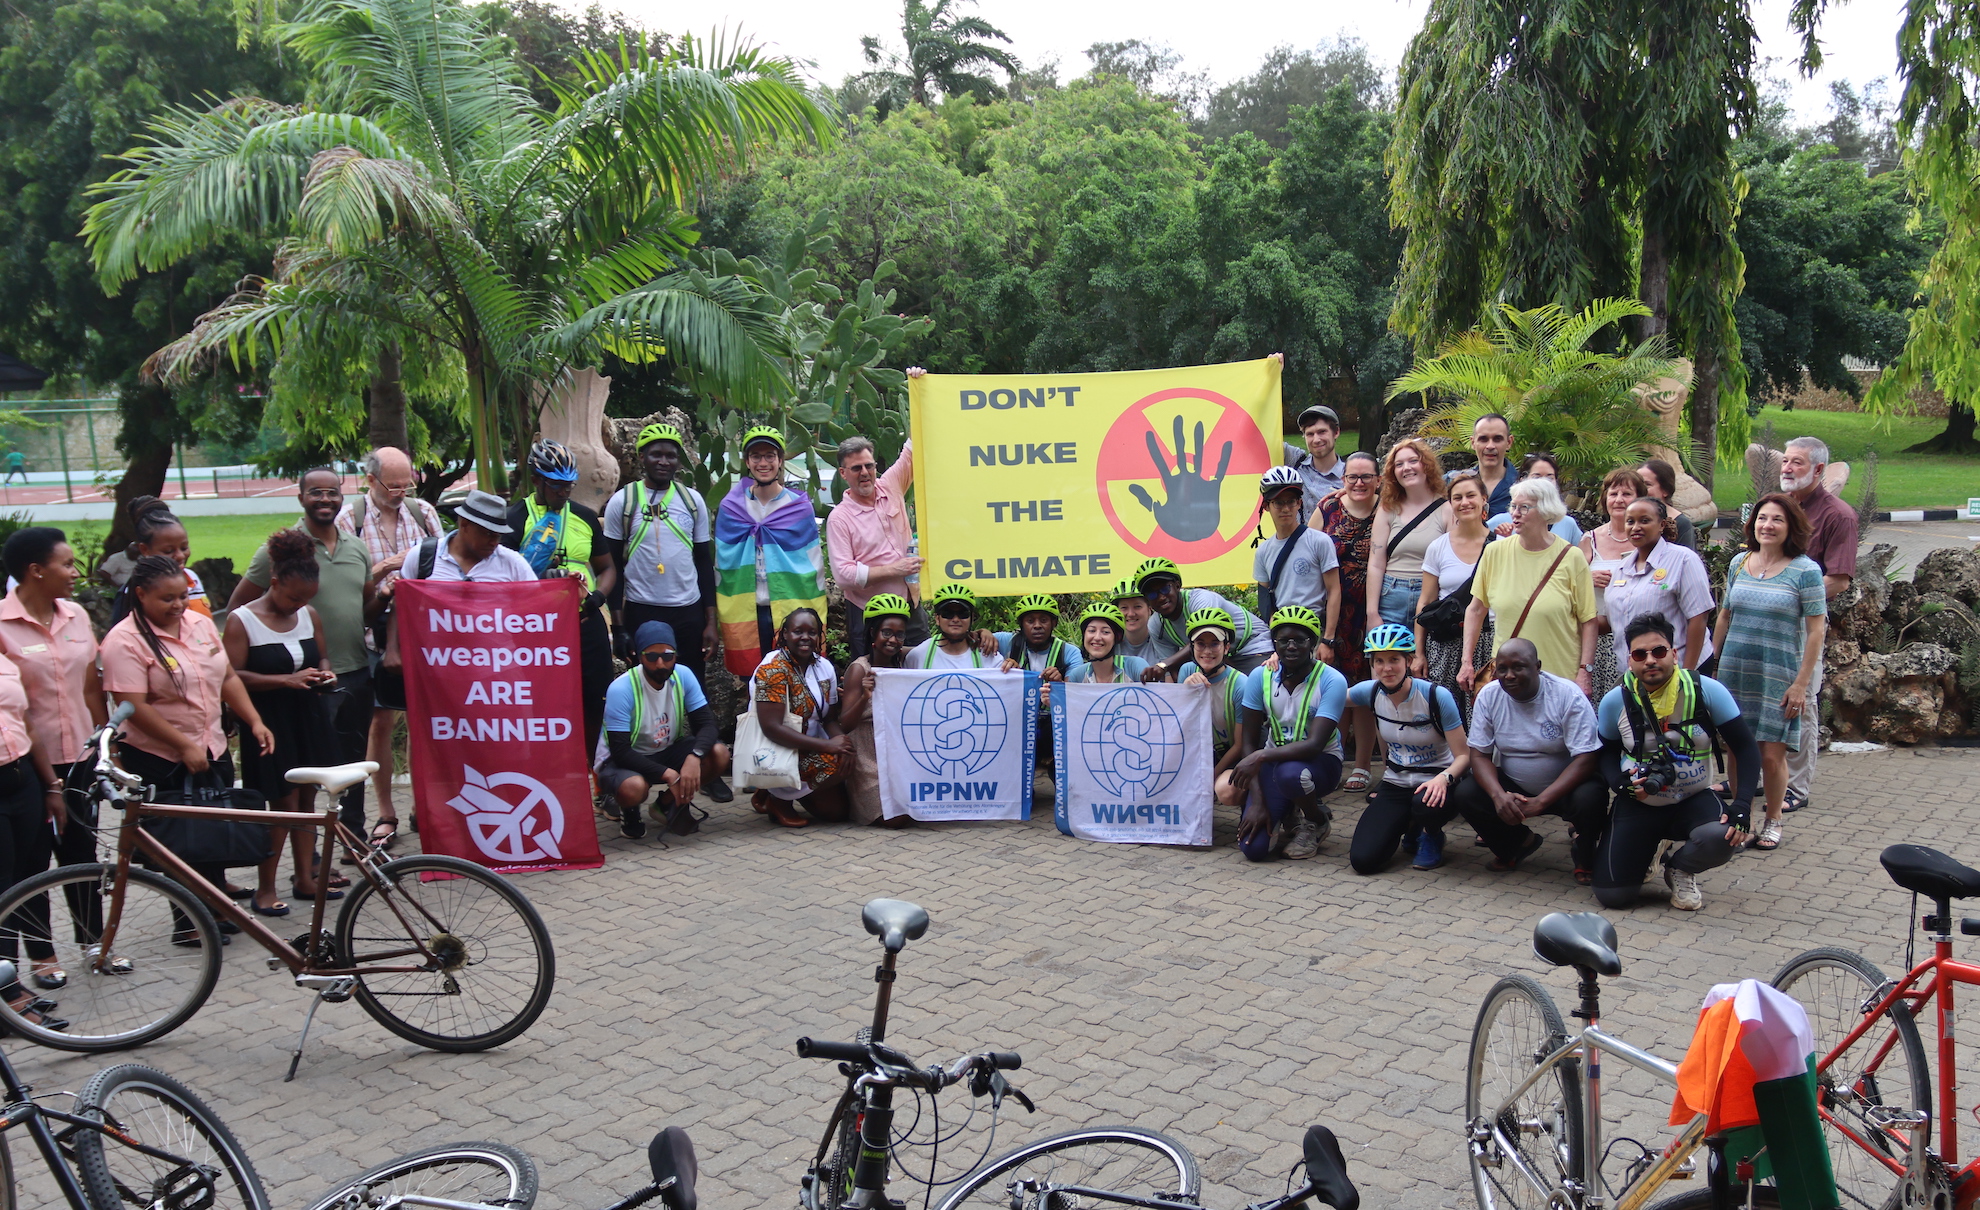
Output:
[1184, 607, 1235, 642]
[1363, 622, 1416, 653]
[1013, 592, 1059, 620]
[740, 424, 786, 453]
[1134, 557, 1184, 590]
[1078, 601, 1126, 634]
[1109, 578, 1144, 604]
[929, 582, 978, 614]
[637, 422, 685, 451]
[862, 593, 913, 621]
[1270, 605, 1325, 640]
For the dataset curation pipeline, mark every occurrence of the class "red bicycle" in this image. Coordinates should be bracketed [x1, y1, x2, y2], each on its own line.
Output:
[1771, 844, 1980, 1210]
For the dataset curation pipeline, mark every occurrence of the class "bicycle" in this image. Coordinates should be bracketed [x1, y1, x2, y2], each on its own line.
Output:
[0, 705, 556, 1075]
[1467, 911, 1786, 1210]
[301, 1125, 700, 1210]
[0, 960, 270, 1209]
[1768, 842, 1980, 1210]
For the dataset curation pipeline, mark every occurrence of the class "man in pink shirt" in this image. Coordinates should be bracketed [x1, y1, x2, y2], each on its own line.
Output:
[826, 433, 925, 660]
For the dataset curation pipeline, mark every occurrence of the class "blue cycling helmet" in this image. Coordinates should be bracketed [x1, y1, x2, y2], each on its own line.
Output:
[1364, 623, 1417, 654]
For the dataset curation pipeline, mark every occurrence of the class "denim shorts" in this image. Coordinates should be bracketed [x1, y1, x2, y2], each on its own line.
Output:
[1379, 575, 1423, 628]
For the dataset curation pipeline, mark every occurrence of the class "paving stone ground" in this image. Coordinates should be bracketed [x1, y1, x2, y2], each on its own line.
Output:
[10, 747, 1975, 1210]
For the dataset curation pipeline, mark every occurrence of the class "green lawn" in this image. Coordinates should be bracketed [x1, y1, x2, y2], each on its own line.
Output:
[179, 513, 301, 573]
[1293, 404, 1978, 512]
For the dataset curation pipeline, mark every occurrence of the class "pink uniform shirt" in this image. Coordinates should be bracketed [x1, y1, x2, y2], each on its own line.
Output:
[101, 610, 230, 762]
[0, 594, 99, 765]
[0, 655, 34, 766]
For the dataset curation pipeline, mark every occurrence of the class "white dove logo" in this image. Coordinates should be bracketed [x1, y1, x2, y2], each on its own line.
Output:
[445, 764, 565, 863]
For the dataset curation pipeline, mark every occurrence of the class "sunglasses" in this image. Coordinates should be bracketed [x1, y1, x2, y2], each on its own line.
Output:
[640, 650, 678, 663]
[1628, 645, 1672, 662]
[934, 605, 974, 620]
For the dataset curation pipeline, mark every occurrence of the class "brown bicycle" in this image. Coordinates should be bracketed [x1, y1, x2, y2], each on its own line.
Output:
[0, 705, 555, 1074]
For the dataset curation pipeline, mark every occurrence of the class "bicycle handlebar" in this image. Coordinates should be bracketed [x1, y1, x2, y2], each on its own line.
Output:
[795, 1038, 867, 1063]
[795, 1039, 1022, 1091]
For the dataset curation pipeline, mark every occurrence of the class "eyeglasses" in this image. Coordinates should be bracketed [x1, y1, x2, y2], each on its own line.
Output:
[378, 481, 414, 495]
[1628, 645, 1672, 662]
[640, 650, 678, 663]
[1509, 503, 1536, 515]
[1344, 474, 1378, 484]
[302, 488, 342, 501]
[842, 461, 877, 475]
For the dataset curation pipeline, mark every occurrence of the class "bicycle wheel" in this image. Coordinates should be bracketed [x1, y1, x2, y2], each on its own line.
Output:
[300, 1141, 538, 1210]
[73, 1063, 270, 1210]
[934, 1127, 1199, 1210]
[1771, 947, 1929, 1210]
[1466, 974, 1585, 1210]
[804, 1099, 861, 1210]
[0, 863, 219, 1051]
[1646, 1185, 1783, 1209]
[334, 855, 555, 1052]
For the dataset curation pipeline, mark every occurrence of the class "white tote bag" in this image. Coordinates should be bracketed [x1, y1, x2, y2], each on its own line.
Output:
[733, 703, 801, 789]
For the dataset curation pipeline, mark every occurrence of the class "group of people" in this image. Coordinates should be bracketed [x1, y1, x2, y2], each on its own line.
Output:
[0, 406, 1861, 1033]
[1191, 407, 1853, 912]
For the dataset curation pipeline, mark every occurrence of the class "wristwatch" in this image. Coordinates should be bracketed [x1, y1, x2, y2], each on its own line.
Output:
[1579, 663, 1596, 673]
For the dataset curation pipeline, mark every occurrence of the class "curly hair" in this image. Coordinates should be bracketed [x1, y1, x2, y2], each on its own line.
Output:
[265, 528, 320, 585]
[1379, 438, 1446, 513]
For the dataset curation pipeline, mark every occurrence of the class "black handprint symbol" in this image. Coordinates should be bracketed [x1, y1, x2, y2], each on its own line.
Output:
[1127, 416, 1233, 543]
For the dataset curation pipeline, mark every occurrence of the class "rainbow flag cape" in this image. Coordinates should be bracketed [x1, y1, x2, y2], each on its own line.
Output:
[1669, 979, 1837, 1210]
[714, 483, 826, 675]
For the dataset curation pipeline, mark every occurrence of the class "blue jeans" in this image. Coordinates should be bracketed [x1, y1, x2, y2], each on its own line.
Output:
[1379, 575, 1422, 628]
[1239, 753, 1344, 862]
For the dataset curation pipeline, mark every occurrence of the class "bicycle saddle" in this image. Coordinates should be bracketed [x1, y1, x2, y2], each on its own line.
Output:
[648, 1126, 697, 1210]
[286, 761, 380, 794]
[1532, 912, 1621, 976]
[1881, 844, 1980, 900]
[1302, 1125, 1360, 1210]
[863, 899, 930, 953]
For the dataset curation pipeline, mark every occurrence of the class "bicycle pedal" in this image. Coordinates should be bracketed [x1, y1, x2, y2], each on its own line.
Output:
[296, 973, 357, 1003]
[885, 1199, 907, 1210]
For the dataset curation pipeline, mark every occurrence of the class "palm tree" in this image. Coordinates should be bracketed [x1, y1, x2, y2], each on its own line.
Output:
[857, 0, 1019, 116]
[83, 0, 831, 490]
[1389, 298, 1681, 489]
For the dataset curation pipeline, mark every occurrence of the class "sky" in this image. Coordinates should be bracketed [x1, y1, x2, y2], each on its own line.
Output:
[619, 0, 1904, 126]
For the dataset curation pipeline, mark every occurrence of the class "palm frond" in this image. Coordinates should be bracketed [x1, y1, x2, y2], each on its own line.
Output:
[545, 268, 792, 408]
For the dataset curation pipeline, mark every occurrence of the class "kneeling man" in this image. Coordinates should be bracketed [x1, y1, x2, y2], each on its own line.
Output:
[1451, 638, 1607, 882]
[598, 621, 731, 840]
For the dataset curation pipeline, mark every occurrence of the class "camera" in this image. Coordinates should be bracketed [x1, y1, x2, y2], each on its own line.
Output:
[1634, 729, 1687, 795]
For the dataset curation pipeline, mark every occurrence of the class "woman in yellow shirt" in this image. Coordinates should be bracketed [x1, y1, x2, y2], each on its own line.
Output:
[1459, 478, 1598, 699]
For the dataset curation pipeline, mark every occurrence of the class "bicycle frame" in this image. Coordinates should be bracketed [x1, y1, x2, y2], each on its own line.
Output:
[1818, 912, 1980, 1195]
[1477, 968, 1724, 1210]
[0, 1047, 215, 1208]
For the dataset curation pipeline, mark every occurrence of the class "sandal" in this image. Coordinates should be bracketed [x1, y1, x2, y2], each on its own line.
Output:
[31, 960, 66, 990]
[1782, 788, 1809, 814]
[223, 883, 254, 900]
[368, 818, 400, 851]
[291, 878, 344, 902]
[751, 790, 772, 815]
[251, 898, 291, 917]
[1574, 867, 1595, 886]
[1342, 768, 1372, 794]
[1752, 818, 1785, 850]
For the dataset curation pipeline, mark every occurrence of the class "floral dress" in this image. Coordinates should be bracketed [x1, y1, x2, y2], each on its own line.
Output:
[1317, 492, 1373, 685]
[753, 649, 844, 788]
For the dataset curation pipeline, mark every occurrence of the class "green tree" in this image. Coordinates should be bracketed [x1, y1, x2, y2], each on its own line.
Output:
[857, 0, 1019, 115]
[1196, 38, 1388, 147]
[0, 0, 300, 549]
[84, 0, 832, 491]
[1388, 0, 1758, 482]
[1859, 0, 1980, 453]
[1734, 135, 1931, 401]
[1393, 299, 1678, 488]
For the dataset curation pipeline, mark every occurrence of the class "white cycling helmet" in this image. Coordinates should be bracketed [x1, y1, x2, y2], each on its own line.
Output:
[1259, 465, 1305, 499]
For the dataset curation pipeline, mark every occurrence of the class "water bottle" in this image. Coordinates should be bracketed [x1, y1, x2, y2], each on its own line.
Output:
[906, 535, 921, 593]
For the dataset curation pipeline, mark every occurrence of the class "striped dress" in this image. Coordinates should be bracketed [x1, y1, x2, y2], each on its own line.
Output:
[1715, 553, 1826, 747]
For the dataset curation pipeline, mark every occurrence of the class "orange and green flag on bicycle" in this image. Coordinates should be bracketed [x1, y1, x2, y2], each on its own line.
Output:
[1669, 979, 1838, 1210]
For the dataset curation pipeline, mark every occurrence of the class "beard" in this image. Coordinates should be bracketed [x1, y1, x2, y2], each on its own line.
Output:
[1780, 470, 1816, 493]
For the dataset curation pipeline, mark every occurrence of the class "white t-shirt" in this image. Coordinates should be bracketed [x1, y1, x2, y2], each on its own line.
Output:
[1253, 528, 1338, 613]
[409, 540, 537, 584]
[904, 640, 990, 670]
[1421, 533, 1487, 601]
[1468, 671, 1601, 789]
[601, 480, 711, 608]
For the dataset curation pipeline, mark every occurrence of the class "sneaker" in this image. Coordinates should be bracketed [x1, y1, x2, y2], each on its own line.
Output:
[1032, 770, 1057, 803]
[620, 803, 646, 840]
[1284, 816, 1322, 860]
[1411, 829, 1446, 870]
[1664, 863, 1703, 910]
[704, 775, 735, 804]
[1312, 806, 1333, 846]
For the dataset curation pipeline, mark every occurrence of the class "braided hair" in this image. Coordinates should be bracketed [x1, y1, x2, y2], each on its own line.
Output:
[265, 528, 319, 587]
[127, 496, 184, 551]
[126, 554, 189, 693]
[1634, 495, 1680, 544]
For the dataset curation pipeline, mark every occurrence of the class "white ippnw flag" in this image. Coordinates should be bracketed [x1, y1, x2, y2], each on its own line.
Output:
[1052, 681, 1214, 845]
[874, 668, 1039, 821]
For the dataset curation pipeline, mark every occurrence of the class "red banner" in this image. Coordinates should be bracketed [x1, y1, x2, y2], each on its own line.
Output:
[399, 578, 602, 872]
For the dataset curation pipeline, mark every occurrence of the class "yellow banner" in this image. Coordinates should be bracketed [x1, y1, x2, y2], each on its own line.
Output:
[909, 358, 1281, 596]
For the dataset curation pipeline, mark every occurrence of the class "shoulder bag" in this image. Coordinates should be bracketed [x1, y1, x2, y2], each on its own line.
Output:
[1415, 537, 1493, 643]
[141, 768, 274, 868]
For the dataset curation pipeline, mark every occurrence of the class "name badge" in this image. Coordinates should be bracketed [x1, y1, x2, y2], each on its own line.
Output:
[20, 644, 45, 653]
